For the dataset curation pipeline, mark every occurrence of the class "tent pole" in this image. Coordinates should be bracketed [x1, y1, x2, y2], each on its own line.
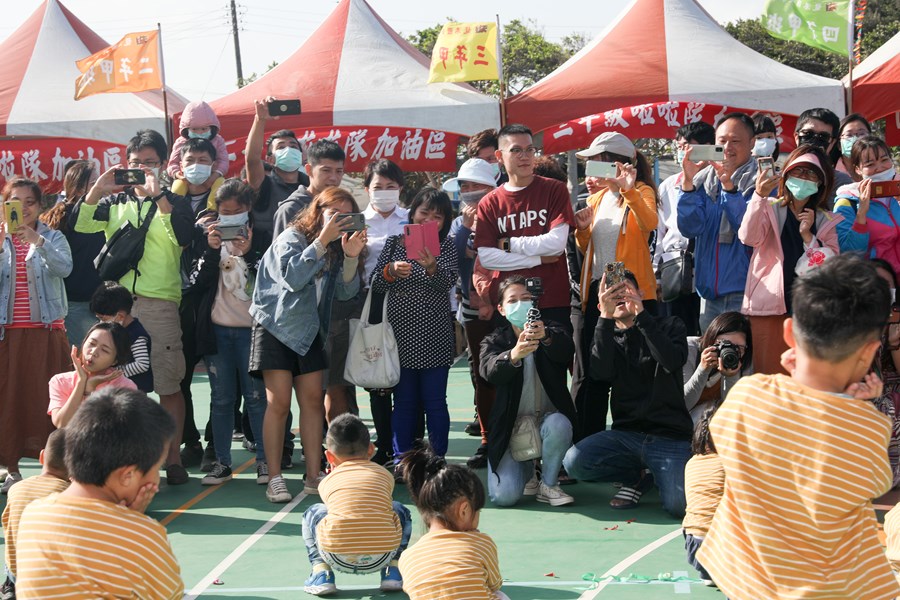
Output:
[846, 0, 855, 113]
[158, 22, 171, 149]
[496, 14, 507, 126]
[567, 150, 578, 206]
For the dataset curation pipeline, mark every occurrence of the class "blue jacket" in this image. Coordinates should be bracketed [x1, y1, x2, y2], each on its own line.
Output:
[1, 222, 73, 328]
[250, 227, 359, 357]
[677, 184, 752, 300]
[449, 215, 474, 299]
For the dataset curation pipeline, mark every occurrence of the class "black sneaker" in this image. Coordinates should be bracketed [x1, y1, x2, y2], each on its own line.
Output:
[466, 444, 488, 469]
[166, 464, 189, 485]
[371, 449, 392, 466]
[200, 444, 216, 473]
[464, 415, 481, 437]
[201, 463, 233, 486]
[281, 446, 293, 470]
[1, 576, 15, 600]
[180, 442, 204, 467]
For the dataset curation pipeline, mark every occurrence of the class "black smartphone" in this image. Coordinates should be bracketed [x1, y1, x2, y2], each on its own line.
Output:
[339, 213, 366, 232]
[114, 169, 146, 186]
[218, 224, 249, 241]
[525, 277, 544, 297]
[267, 99, 301, 117]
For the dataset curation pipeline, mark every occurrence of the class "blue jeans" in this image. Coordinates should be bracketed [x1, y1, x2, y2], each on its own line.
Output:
[563, 429, 691, 517]
[205, 325, 267, 465]
[65, 300, 97, 347]
[488, 412, 573, 507]
[301, 501, 412, 569]
[699, 292, 743, 333]
[392, 366, 450, 457]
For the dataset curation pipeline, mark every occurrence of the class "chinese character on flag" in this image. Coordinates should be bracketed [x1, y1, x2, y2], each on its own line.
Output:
[75, 30, 162, 100]
[428, 22, 499, 83]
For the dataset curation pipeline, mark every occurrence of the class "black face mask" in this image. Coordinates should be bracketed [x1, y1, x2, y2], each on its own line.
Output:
[797, 130, 833, 150]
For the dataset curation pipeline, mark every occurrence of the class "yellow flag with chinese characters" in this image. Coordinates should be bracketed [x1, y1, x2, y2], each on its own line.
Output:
[428, 22, 499, 83]
[75, 30, 162, 100]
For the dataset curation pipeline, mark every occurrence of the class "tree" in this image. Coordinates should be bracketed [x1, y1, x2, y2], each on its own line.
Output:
[242, 61, 279, 86]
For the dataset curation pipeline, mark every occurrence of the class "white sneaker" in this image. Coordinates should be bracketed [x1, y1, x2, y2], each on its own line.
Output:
[0, 472, 22, 495]
[523, 474, 540, 496]
[537, 482, 574, 506]
[266, 475, 292, 503]
[256, 461, 269, 485]
[303, 472, 326, 495]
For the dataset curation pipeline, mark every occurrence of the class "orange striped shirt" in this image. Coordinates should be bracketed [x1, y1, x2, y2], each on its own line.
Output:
[317, 459, 402, 554]
[15, 494, 183, 599]
[1, 475, 69, 578]
[399, 530, 502, 600]
[699, 374, 900, 600]
[883, 503, 900, 588]
[682, 452, 724, 537]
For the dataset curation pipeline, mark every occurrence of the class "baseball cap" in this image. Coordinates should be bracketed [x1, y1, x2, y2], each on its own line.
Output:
[575, 132, 636, 160]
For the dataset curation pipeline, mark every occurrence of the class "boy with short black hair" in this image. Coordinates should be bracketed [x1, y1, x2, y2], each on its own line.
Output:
[14, 388, 183, 599]
[698, 253, 900, 599]
[90, 281, 153, 393]
[1, 430, 69, 600]
[301, 414, 411, 596]
[273, 139, 347, 237]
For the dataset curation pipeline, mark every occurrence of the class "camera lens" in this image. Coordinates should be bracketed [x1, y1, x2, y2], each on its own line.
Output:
[719, 344, 741, 371]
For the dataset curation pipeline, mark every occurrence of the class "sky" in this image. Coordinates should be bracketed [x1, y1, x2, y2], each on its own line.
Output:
[0, 0, 768, 102]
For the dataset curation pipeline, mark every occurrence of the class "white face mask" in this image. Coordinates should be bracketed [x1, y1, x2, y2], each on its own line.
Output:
[184, 163, 212, 185]
[369, 189, 400, 212]
[217, 211, 249, 227]
[869, 167, 897, 183]
[753, 138, 776, 157]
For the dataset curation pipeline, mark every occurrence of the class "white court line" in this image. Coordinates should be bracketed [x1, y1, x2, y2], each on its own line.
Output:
[578, 528, 683, 599]
[197, 581, 590, 594]
[184, 491, 307, 599]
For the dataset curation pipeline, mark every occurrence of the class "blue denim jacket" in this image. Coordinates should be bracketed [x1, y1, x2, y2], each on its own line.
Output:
[1, 222, 73, 330]
[250, 227, 359, 356]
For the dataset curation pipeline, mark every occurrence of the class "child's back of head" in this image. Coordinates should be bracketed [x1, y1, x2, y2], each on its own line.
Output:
[41, 429, 68, 480]
[325, 414, 370, 460]
[791, 253, 890, 363]
[65, 387, 175, 486]
[89, 281, 133, 319]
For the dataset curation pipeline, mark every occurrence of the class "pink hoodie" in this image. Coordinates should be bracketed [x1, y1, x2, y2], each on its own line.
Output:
[167, 101, 229, 178]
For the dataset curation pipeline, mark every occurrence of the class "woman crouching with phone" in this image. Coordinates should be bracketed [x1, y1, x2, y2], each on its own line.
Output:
[250, 187, 366, 503]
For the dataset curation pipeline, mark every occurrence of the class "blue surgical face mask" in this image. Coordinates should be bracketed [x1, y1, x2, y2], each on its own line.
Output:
[869, 167, 897, 183]
[188, 130, 212, 140]
[753, 137, 776, 157]
[489, 162, 501, 180]
[840, 136, 858, 157]
[273, 147, 303, 172]
[217, 211, 249, 227]
[785, 176, 819, 200]
[183, 163, 212, 185]
[504, 300, 530, 329]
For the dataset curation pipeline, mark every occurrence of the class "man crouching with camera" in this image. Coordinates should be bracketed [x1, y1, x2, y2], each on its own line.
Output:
[564, 268, 693, 517]
[480, 275, 576, 508]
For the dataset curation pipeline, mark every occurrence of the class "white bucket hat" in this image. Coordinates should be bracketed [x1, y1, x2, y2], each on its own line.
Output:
[442, 158, 498, 193]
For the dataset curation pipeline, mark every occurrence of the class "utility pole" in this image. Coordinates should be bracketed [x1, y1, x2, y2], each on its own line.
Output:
[230, 0, 244, 88]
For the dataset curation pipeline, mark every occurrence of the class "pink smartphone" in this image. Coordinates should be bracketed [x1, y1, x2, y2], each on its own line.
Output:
[403, 221, 440, 258]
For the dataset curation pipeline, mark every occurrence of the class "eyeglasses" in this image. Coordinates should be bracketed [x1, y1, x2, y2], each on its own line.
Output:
[127, 159, 161, 168]
[798, 130, 832, 146]
[788, 167, 822, 183]
[502, 146, 539, 157]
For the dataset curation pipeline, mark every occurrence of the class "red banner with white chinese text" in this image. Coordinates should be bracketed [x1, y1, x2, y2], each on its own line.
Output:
[0, 138, 126, 195]
[541, 102, 799, 154]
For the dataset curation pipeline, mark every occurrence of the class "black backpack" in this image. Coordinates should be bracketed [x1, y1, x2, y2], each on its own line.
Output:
[93, 198, 158, 285]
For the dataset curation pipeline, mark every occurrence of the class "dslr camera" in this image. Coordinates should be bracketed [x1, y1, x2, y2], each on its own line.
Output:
[713, 340, 742, 372]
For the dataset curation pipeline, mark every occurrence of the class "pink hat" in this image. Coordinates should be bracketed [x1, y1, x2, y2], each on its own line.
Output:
[783, 152, 825, 180]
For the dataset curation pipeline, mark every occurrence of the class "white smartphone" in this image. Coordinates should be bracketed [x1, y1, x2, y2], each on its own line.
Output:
[688, 145, 725, 162]
[585, 160, 618, 179]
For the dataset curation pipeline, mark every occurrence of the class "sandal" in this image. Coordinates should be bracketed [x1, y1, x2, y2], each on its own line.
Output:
[609, 470, 654, 509]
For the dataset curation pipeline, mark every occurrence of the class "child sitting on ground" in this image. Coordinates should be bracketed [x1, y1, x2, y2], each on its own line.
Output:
[301, 414, 412, 596]
[698, 253, 900, 599]
[14, 387, 183, 599]
[681, 406, 723, 587]
[397, 443, 510, 600]
[90, 281, 153, 393]
[1, 429, 69, 600]
[167, 100, 229, 208]
[48, 321, 136, 428]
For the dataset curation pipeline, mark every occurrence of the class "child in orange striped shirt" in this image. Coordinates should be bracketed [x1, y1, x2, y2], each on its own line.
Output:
[699, 253, 900, 600]
[301, 414, 412, 596]
[397, 444, 509, 600]
[681, 407, 723, 587]
[1, 429, 69, 599]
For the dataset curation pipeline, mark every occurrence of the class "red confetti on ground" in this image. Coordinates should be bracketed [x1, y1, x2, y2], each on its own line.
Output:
[544, 572, 556, 577]
[213, 579, 224, 585]
[626, 519, 637, 524]
[603, 525, 619, 531]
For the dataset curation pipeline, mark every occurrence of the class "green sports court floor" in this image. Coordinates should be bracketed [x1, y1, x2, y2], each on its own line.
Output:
[3, 362, 895, 599]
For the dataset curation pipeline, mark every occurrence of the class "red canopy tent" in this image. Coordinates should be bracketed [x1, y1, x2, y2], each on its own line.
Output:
[505, 0, 845, 135]
[846, 31, 900, 145]
[205, 0, 499, 173]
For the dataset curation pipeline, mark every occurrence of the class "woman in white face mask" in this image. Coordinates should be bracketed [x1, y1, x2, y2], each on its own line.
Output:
[834, 135, 900, 276]
[739, 144, 841, 375]
[361, 159, 409, 465]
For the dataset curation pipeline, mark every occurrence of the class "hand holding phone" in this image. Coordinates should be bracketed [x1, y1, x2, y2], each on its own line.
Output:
[338, 213, 366, 232]
[3, 200, 22, 234]
[404, 221, 440, 259]
[586, 161, 618, 179]
[687, 145, 725, 162]
[872, 180, 900, 199]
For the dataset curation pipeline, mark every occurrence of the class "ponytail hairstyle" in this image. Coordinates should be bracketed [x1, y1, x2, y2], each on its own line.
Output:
[398, 442, 485, 530]
[43, 160, 95, 231]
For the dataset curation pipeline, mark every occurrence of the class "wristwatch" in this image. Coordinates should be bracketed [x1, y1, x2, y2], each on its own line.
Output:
[500, 238, 510, 252]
